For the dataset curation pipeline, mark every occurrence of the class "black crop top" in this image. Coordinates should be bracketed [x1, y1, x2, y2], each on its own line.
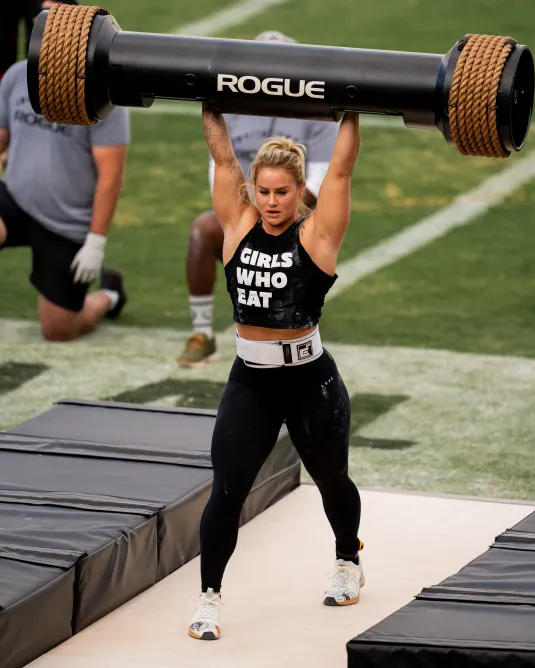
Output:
[224, 217, 337, 329]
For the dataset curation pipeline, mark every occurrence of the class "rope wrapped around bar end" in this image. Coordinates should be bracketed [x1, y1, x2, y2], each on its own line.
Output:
[38, 4, 109, 126]
[448, 33, 517, 158]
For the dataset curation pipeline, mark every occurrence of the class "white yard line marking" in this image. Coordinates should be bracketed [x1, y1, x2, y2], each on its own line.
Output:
[173, 0, 293, 36]
[325, 150, 535, 302]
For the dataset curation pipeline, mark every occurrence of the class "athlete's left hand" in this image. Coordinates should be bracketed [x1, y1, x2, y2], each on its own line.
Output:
[70, 232, 107, 283]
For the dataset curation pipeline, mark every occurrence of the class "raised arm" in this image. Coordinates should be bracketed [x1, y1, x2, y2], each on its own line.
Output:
[312, 113, 360, 251]
[202, 103, 249, 229]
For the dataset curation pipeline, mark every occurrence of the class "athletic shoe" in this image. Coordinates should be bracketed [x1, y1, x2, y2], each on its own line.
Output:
[100, 267, 127, 319]
[323, 557, 365, 606]
[188, 588, 223, 640]
[177, 333, 217, 367]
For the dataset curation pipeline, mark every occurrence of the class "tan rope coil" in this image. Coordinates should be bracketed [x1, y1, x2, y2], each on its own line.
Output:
[38, 4, 108, 126]
[448, 33, 516, 158]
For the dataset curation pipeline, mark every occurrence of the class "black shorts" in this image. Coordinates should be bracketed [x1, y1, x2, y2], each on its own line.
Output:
[0, 181, 89, 312]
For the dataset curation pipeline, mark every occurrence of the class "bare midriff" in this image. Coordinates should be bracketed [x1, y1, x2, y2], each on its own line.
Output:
[236, 323, 316, 341]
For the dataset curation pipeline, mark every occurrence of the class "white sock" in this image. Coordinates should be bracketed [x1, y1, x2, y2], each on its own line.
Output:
[189, 295, 214, 338]
[101, 289, 120, 311]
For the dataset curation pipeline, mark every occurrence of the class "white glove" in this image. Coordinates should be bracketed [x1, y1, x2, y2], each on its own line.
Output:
[70, 232, 107, 284]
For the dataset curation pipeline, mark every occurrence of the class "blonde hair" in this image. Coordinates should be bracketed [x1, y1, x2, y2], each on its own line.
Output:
[241, 136, 309, 217]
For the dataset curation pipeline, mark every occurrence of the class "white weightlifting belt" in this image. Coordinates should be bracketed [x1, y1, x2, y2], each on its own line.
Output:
[236, 328, 323, 367]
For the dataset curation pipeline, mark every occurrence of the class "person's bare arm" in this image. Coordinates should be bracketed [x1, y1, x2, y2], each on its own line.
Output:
[0, 129, 10, 170]
[202, 103, 249, 230]
[312, 113, 360, 251]
[0, 129, 9, 153]
[89, 144, 128, 236]
[70, 144, 128, 284]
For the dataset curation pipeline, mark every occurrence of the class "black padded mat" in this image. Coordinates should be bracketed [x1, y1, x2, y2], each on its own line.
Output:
[0, 448, 213, 508]
[0, 559, 74, 668]
[347, 509, 535, 668]
[9, 399, 218, 453]
[0, 399, 300, 668]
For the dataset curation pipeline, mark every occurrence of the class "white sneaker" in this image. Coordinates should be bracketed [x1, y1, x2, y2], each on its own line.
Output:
[188, 588, 223, 640]
[323, 557, 365, 606]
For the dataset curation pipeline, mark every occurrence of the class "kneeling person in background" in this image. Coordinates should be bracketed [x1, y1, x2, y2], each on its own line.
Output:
[0, 1, 130, 341]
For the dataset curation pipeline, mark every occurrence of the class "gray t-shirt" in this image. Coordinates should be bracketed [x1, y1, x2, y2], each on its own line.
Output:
[0, 60, 130, 243]
[209, 114, 338, 198]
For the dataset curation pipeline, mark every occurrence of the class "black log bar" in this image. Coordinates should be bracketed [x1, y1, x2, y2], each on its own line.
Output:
[27, 10, 534, 152]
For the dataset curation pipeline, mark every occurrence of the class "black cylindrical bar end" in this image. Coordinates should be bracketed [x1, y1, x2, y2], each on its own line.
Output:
[85, 13, 120, 121]
[497, 45, 534, 153]
[27, 10, 48, 116]
[434, 39, 463, 146]
[87, 14, 155, 120]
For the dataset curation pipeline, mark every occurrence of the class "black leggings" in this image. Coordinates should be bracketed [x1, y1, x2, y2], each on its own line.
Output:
[200, 348, 361, 591]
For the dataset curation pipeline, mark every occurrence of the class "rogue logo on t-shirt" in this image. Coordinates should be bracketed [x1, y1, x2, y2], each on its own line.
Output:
[13, 96, 72, 136]
[236, 246, 294, 308]
[14, 109, 72, 136]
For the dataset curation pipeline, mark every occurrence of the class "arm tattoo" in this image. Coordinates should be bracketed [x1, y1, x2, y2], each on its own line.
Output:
[202, 109, 246, 191]
[202, 109, 229, 162]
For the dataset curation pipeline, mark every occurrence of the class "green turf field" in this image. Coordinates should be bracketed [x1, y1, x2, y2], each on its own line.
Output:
[1, 0, 534, 501]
